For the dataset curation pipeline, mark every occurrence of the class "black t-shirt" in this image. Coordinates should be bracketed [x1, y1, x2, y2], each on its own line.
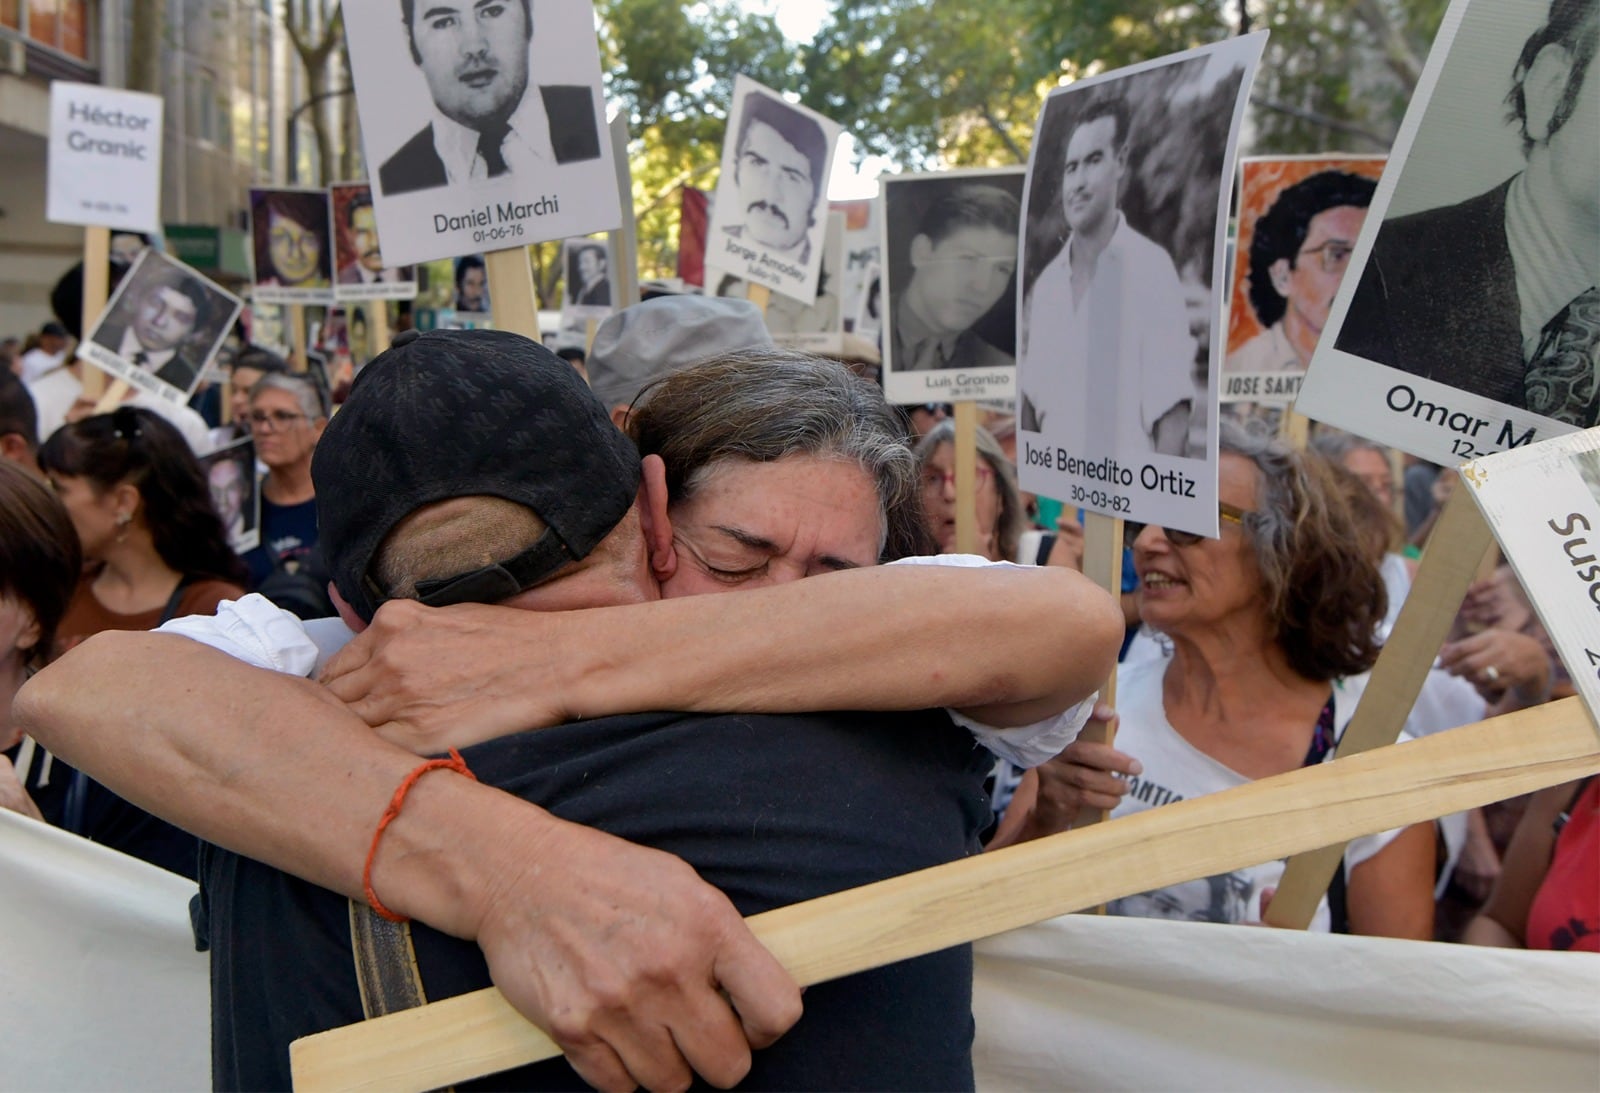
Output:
[201, 707, 991, 1091]
[242, 494, 319, 588]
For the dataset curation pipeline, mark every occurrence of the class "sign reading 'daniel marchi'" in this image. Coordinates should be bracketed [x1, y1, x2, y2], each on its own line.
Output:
[1462, 429, 1600, 743]
[47, 83, 163, 234]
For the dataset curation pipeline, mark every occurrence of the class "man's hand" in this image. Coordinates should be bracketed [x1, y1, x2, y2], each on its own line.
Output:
[321, 599, 572, 753]
[467, 812, 802, 1091]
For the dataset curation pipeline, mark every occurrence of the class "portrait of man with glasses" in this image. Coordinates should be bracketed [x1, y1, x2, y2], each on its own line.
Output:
[249, 188, 335, 305]
[1226, 168, 1378, 378]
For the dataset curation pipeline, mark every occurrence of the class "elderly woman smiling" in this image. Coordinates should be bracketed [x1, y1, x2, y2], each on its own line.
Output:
[997, 423, 1436, 937]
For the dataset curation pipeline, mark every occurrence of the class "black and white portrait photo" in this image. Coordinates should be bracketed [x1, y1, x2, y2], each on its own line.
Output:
[343, 0, 621, 267]
[1302, 0, 1599, 461]
[1014, 34, 1265, 534]
[711, 211, 845, 345]
[201, 435, 261, 554]
[562, 237, 612, 317]
[880, 169, 1023, 405]
[706, 75, 842, 305]
[79, 249, 244, 405]
[854, 262, 882, 342]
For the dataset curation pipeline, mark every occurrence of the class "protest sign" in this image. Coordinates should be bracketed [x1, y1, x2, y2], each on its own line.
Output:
[711, 212, 847, 349]
[833, 198, 880, 334]
[854, 261, 882, 342]
[1223, 156, 1386, 406]
[1015, 33, 1265, 537]
[881, 168, 1024, 405]
[342, 0, 620, 268]
[1296, 0, 1599, 464]
[47, 82, 163, 234]
[200, 436, 261, 554]
[330, 181, 418, 302]
[560, 237, 614, 320]
[249, 188, 335, 306]
[79, 249, 243, 405]
[1462, 429, 1600, 738]
[707, 75, 842, 306]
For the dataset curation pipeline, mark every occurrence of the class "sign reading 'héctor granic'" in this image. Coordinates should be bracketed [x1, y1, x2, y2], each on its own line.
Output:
[47, 82, 164, 234]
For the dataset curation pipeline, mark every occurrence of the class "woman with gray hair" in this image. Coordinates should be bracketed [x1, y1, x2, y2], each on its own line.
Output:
[994, 421, 1437, 937]
[914, 420, 1025, 563]
[243, 372, 329, 597]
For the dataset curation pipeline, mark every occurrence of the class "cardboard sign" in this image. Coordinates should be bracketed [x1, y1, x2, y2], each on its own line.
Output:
[1297, 0, 1600, 464]
[201, 436, 261, 554]
[855, 261, 883, 343]
[881, 168, 1024, 405]
[560, 237, 614, 320]
[78, 249, 244, 405]
[249, 188, 335, 306]
[707, 75, 843, 306]
[47, 83, 163, 233]
[1462, 429, 1600, 739]
[710, 212, 847, 348]
[833, 197, 881, 333]
[343, 0, 620, 266]
[330, 181, 418, 302]
[1222, 156, 1386, 405]
[1015, 33, 1265, 535]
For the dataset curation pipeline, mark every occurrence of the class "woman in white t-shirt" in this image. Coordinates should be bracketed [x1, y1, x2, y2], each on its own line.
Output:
[994, 422, 1437, 937]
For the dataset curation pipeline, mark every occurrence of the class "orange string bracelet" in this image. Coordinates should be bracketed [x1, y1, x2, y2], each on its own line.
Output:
[363, 748, 477, 923]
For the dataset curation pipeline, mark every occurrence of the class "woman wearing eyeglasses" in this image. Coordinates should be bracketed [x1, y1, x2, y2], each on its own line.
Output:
[993, 422, 1437, 938]
[242, 373, 328, 592]
[914, 419, 1025, 563]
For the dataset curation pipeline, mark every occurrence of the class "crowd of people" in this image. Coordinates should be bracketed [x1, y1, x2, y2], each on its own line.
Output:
[1, 288, 1595, 1090]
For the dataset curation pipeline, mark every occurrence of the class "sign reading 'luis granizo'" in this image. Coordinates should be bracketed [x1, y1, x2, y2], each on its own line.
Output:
[47, 82, 164, 234]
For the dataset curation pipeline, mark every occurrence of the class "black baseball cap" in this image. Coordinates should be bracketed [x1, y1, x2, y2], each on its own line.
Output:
[313, 328, 641, 622]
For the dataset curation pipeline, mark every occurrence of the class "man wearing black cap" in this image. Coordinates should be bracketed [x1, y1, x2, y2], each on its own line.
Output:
[19, 329, 1113, 1091]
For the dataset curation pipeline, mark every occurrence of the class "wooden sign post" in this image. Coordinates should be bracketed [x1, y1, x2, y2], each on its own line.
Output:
[607, 116, 641, 310]
[365, 301, 390, 358]
[485, 248, 542, 341]
[951, 402, 979, 555]
[1264, 483, 1497, 927]
[288, 305, 309, 372]
[78, 226, 111, 403]
[289, 695, 1600, 1091]
[1074, 513, 1125, 829]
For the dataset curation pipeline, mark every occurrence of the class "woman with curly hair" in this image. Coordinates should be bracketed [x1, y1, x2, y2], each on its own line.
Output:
[994, 421, 1437, 937]
[39, 406, 246, 658]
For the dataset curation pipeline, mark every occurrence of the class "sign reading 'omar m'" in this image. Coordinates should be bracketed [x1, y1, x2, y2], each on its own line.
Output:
[47, 82, 163, 234]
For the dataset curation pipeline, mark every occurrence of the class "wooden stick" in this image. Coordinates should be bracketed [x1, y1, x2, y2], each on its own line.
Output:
[1074, 512, 1125, 830]
[1263, 485, 1494, 929]
[607, 116, 641, 310]
[746, 283, 770, 315]
[78, 227, 111, 400]
[91, 380, 131, 414]
[485, 248, 541, 341]
[583, 318, 599, 355]
[366, 301, 390, 358]
[290, 697, 1600, 1093]
[289, 305, 308, 372]
[1277, 407, 1310, 450]
[952, 402, 978, 555]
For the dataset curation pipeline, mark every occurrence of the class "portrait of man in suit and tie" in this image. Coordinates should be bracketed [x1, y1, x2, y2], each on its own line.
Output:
[333, 188, 416, 291]
[377, 0, 602, 197]
[82, 250, 242, 402]
[1336, 0, 1598, 426]
[565, 240, 611, 310]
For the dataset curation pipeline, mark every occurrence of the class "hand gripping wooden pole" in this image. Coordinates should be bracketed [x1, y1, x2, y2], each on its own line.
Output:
[1263, 483, 1495, 928]
[1073, 512, 1124, 830]
[485, 248, 542, 341]
[288, 697, 1600, 1092]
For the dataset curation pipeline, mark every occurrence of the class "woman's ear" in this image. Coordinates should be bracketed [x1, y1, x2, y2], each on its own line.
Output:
[636, 454, 677, 581]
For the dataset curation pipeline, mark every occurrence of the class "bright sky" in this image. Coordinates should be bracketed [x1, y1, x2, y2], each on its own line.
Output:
[737, 0, 891, 200]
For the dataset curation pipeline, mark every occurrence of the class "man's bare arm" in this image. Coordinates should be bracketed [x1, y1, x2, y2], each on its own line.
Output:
[13, 633, 800, 1092]
[323, 563, 1123, 751]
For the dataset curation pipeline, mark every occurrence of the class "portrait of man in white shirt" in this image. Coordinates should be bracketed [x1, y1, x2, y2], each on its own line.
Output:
[378, 0, 601, 197]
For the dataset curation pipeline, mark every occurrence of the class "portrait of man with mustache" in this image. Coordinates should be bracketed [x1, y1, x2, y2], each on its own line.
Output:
[719, 90, 829, 265]
[377, 0, 602, 197]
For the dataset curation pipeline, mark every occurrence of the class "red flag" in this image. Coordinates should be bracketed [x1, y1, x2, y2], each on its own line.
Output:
[678, 186, 710, 287]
